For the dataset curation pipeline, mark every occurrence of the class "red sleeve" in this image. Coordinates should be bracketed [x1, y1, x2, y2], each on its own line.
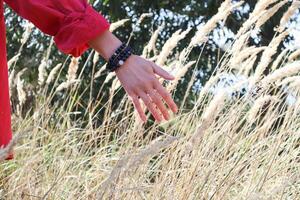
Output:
[4, 0, 110, 57]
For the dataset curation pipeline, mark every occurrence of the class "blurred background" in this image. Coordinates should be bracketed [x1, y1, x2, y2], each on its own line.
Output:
[2, 1, 300, 198]
[4, 0, 300, 122]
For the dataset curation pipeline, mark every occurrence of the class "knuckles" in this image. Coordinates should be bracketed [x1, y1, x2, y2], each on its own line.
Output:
[150, 95, 160, 103]
[141, 78, 156, 90]
[160, 91, 170, 99]
[143, 98, 151, 106]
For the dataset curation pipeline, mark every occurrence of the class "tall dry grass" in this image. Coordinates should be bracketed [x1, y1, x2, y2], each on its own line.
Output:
[1, 0, 300, 199]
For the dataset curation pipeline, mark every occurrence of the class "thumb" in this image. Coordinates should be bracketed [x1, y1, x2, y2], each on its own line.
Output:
[151, 62, 175, 80]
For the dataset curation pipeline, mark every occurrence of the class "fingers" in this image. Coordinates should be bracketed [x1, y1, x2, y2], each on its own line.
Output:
[150, 62, 175, 80]
[155, 83, 178, 114]
[130, 85, 178, 123]
[125, 59, 179, 123]
[148, 90, 170, 120]
[139, 92, 163, 122]
[131, 95, 147, 122]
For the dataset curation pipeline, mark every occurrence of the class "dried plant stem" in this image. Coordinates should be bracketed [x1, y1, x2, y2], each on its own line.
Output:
[109, 19, 130, 32]
[253, 31, 289, 83]
[277, 0, 300, 32]
[189, 1, 244, 48]
[262, 61, 300, 85]
[156, 28, 191, 66]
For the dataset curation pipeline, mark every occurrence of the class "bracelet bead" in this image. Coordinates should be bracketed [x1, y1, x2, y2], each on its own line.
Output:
[107, 43, 133, 72]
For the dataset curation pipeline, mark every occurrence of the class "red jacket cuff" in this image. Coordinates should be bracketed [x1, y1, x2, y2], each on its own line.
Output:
[54, 5, 110, 57]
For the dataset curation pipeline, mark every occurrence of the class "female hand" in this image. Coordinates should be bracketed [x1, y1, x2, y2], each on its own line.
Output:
[115, 54, 178, 123]
[88, 30, 178, 122]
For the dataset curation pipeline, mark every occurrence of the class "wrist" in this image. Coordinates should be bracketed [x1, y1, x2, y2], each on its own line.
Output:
[88, 30, 122, 61]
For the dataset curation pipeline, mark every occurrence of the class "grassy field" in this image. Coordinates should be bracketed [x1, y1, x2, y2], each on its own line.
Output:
[1, 0, 300, 199]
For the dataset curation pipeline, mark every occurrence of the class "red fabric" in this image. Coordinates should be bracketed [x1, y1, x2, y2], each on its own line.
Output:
[0, 0, 110, 160]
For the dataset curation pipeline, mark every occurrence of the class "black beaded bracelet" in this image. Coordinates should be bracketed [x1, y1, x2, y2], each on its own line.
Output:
[106, 42, 133, 72]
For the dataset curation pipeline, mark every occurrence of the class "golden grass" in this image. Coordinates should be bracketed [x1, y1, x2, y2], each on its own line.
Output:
[1, 0, 300, 199]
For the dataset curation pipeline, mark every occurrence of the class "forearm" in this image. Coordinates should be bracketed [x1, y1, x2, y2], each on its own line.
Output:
[88, 30, 122, 61]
